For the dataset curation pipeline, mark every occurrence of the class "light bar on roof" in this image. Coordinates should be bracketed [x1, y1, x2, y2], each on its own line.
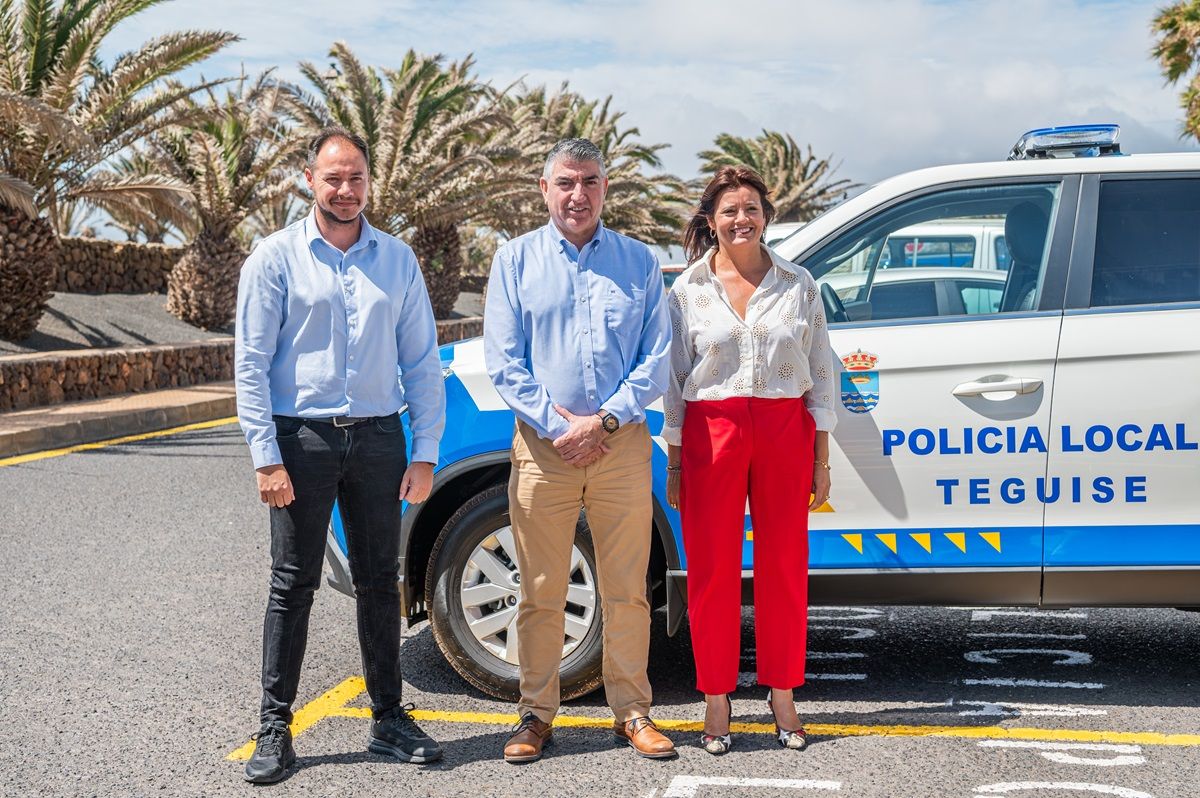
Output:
[1008, 124, 1122, 160]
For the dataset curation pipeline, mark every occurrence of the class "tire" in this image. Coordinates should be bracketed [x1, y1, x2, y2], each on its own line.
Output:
[425, 484, 605, 701]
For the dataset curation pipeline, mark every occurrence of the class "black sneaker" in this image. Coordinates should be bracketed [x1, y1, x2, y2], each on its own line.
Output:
[368, 703, 443, 763]
[243, 722, 295, 784]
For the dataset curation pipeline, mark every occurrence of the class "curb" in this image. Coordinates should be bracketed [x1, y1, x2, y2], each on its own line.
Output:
[0, 387, 236, 460]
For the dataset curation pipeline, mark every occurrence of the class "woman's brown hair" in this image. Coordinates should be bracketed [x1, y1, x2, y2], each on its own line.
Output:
[682, 165, 776, 263]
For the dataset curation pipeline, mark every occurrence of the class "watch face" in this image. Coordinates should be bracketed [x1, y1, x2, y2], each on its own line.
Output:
[603, 414, 619, 433]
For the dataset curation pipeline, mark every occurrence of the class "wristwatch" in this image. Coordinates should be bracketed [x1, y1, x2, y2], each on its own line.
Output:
[597, 411, 620, 434]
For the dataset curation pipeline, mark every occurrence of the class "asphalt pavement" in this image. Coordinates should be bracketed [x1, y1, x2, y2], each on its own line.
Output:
[1, 423, 1198, 798]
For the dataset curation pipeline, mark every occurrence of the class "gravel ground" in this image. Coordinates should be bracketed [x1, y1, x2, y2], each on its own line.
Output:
[0, 291, 486, 355]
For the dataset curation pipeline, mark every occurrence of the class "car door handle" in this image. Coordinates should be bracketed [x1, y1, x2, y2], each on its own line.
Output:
[952, 377, 1043, 397]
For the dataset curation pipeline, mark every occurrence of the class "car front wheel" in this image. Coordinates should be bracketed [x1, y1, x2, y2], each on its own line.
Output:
[425, 483, 605, 701]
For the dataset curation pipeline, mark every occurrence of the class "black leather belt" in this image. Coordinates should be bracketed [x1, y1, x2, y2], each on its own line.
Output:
[306, 415, 382, 428]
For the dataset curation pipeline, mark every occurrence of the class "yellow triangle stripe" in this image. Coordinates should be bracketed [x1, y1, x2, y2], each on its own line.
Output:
[979, 531, 1002, 552]
[875, 533, 898, 554]
[842, 533, 864, 554]
[945, 532, 967, 553]
[910, 532, 932, 553]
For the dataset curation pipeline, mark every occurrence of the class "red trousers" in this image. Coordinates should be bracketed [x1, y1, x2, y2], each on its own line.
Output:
[680, 397, 815, 695]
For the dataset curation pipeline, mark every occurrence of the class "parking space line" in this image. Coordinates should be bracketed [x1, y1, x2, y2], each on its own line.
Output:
[226, 676, 1200, 760]
[227, 676, 368, 761]
[0, 417, 239, 468]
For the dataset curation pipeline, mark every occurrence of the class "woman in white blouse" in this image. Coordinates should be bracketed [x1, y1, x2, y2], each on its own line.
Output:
[663, 166, 836, 755]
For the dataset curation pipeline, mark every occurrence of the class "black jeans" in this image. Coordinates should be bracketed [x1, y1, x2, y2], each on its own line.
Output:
[259, 413, 407, 725]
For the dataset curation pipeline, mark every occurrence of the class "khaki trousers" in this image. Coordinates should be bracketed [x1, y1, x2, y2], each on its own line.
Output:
[508, 420, 654, 724]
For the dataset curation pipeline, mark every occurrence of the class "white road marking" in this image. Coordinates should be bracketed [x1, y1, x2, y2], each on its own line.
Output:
[662, 776, 841, 797]
[1037, 753, 1146, 767]
[978, 741, 1146, 767]
[972, 782, 1151, 797]
[806, 652, 867, 660]
[809, 607, 884, 621]
[964, 649, 1093, 666]
[971, 610, 1088, 622]
[810, 625, 878, 640]
[957, 700, 1107, 717]
[738, 672, 867, 687]
[963, 678, 1105, 690]
[968, 632, 1088, 641]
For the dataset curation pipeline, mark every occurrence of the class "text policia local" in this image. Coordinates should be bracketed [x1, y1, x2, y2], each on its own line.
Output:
[881, 423, 1196, 506]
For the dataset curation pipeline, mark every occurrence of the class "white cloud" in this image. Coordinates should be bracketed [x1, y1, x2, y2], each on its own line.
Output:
[102, 0, 1199, 186]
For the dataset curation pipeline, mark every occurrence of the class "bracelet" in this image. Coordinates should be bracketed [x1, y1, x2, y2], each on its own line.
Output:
[666, 465, 681, 473]
[814, 460, 831, 471]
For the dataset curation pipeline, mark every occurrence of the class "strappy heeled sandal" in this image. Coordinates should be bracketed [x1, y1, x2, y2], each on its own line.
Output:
[767, 692, 807, 750]
[699, 694, 733, 755]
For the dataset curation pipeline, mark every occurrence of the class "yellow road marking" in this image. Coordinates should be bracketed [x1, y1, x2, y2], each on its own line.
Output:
[227, 676, 1200, 760]
[0, 416, 238, 467]
[228, 677, 369, 761]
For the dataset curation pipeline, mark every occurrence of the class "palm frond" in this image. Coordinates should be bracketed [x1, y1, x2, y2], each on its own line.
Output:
[0, 171, 37, 216]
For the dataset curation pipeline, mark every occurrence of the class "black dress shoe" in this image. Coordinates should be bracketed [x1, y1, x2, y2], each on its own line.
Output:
[368, 703, 444, 763]
[243, 722, 295, 784]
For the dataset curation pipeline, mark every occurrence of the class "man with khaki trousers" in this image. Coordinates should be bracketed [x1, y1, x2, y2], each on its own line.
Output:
[483, 138, 674, 762]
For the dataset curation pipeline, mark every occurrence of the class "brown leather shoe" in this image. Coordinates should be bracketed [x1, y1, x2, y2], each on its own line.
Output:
[503, 712, 553, 763]
[613, 716, 677, 759]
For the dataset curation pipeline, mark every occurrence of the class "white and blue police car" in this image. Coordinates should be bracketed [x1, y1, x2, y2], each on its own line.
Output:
[326, 125, 1200, 700]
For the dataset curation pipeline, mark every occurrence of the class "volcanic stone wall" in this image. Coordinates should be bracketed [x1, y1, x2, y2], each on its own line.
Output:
[54, 237, 184, 293]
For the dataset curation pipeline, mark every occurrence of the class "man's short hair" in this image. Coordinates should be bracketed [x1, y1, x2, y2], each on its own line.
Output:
[306, 127, 370, 169]
[542, 138, 606, 179]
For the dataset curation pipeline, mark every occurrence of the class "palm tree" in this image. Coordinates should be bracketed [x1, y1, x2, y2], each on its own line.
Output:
[1152, 0, 1200, 141]
[102, 147, 196, 242]
[0, 0, 235, 340]
[698, 130, 859, 223]
[291, 43, 523, 318]
[157, 72, 308, 329]
[499, 84, 689, 248]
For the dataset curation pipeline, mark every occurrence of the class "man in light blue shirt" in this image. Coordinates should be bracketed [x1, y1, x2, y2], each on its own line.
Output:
[485, 139, 675, 763]
[235, 127, 446, 783]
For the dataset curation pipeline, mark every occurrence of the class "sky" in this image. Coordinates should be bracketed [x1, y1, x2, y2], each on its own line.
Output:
[103, 0, 1199, 189]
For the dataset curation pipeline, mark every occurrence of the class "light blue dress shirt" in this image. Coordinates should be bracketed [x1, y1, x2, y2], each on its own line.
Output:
[235, 210, 445, 469]
[483, 221, 672, 440]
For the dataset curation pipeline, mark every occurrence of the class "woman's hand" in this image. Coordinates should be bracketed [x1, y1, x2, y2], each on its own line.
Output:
[809, 462, 831, 510]
[667, 469, 681, 510]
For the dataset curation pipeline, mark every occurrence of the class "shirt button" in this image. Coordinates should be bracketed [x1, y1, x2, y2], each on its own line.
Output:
[349, 355, 355, 361]
[586, 363, 592, 369]
[582, 329, 589, 336]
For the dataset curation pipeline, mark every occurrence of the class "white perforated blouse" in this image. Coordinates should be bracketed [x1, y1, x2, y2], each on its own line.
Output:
[661, 245, 838, 447]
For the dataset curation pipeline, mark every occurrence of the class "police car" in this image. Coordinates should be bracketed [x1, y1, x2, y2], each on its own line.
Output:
[326, 124, 1200, 700]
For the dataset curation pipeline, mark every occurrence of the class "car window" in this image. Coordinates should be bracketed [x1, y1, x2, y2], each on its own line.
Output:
[866, 281, 939, 320]
[882, 236, 976, 269]
[1091, 178, 1200, 308]
[959, 282, 1004, 315]
[800, 182, 1060, 324]
[994, 236, 1011, 271]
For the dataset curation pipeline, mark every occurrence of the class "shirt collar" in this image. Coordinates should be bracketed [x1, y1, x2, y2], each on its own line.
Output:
[546, 219, 606, 255]
[305, 208, 377, 254]
[687, 244, 800, 285]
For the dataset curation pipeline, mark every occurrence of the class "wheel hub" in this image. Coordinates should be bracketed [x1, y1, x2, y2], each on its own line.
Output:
[458, 524, 598, 666]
